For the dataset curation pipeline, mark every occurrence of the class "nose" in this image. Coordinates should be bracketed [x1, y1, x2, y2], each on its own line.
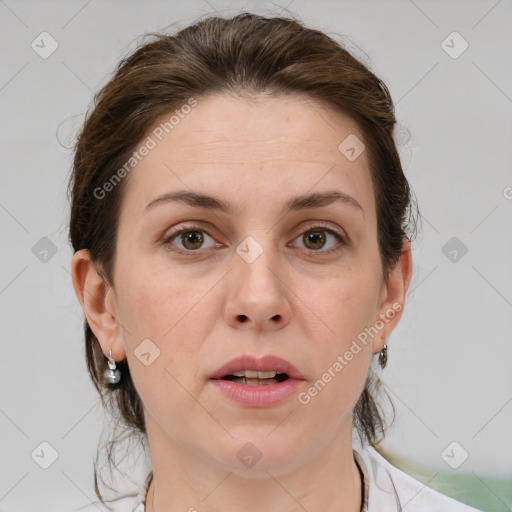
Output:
[223, 242, 292, 332]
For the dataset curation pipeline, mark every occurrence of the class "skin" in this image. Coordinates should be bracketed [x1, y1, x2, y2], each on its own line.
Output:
[72, 92, 412, 512]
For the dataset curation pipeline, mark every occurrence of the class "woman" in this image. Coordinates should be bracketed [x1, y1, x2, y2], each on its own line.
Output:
[69, 12, 482, 512]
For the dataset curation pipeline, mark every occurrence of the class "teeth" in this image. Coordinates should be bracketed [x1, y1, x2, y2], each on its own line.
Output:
[231, 377, 279, 386]
[231, 370, 279, 378]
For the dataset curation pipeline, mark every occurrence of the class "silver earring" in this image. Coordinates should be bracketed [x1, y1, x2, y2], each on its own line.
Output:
[104, 349, 121, 387]
[379, 343, 388, 369]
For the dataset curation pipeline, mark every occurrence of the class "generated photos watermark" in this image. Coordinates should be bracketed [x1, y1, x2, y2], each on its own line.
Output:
[298, 302, 402, 405]
[93, 97, 198, 200]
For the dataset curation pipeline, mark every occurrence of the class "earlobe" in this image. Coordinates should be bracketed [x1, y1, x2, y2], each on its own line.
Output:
[70, 249, 126, 361]
[373, 239, 413, 353]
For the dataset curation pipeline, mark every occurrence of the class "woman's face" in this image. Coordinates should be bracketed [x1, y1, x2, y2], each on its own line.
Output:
[89, 93, 409, 474]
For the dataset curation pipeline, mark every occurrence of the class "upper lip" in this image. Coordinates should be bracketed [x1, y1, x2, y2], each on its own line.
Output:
[210, 354, 306, 380]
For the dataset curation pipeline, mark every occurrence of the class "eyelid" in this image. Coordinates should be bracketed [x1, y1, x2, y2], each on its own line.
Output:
[294, 220, 347, 241]
[162, 221, 347, 254]
[289, 222, 347, 253]
[161, 222, 220, 249]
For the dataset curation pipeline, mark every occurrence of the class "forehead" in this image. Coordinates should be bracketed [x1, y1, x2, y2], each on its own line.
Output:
[122, 92, 374, 216]
[156, 92, 364, 158]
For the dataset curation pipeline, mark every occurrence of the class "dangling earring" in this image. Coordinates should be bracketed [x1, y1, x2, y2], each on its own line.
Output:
[378, 343, 388, 369]
[104, 348, 121, 387]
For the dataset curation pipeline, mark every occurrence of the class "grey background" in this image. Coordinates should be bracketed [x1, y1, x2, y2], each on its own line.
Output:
[1, 0, 511, 510]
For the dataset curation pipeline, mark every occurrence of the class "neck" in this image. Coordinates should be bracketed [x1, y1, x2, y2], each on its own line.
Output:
[144, 415, 362, 512]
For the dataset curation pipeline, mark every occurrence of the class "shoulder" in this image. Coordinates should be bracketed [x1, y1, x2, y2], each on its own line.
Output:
[73, 495, 138, 512]
[356, 444, 482, 512]
[74, 472, 151, 512]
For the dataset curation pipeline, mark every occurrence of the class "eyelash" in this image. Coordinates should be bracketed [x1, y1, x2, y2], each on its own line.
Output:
[162, 222, 346, 256]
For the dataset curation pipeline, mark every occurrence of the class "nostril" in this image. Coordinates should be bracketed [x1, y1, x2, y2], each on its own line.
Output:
[237, 315, 248, 322]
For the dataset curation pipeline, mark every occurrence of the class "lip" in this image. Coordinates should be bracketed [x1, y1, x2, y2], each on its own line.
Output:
[209, 378, 305, 407]
[209, 354, 306, 380]
[209, 354, 306, 408]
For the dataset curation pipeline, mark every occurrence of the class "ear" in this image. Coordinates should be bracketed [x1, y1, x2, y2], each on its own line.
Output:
[70, 249, 126, 362]
[372, 239, 413, 354]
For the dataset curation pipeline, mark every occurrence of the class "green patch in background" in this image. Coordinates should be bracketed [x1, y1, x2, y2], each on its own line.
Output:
[377, 446, 512, 512]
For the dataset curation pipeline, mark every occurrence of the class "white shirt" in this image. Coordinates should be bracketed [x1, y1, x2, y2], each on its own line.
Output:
[353, 444, 482, 511]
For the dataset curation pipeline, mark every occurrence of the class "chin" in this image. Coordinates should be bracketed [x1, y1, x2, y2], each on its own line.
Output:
[204, 436, 310, 477]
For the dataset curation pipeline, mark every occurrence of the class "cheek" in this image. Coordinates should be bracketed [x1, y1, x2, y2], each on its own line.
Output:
[117, 258, 211, 339]
[292, 264, 380, 400]
[296, 262, 381, 345]
[116, 268, 214, 428]
[115, 263, 218, 383]
[296, 280, 375, 425]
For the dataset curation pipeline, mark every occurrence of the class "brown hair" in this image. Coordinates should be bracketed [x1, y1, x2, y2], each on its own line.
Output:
[68, 11, 418, 506]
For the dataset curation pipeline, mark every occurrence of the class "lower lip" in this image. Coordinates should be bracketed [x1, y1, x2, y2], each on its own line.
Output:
[209, 378, 305, 407]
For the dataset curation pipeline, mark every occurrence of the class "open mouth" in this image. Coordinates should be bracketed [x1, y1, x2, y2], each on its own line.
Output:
[210, 362, 303, 406]
[220, 372, 290, 386]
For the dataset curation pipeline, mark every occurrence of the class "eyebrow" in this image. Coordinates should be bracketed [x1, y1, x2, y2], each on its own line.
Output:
[145, 190, 364, 217]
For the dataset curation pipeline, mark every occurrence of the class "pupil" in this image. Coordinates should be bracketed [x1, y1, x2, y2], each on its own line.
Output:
[182, 231, 203, 249]
[305, 230, 325, 250]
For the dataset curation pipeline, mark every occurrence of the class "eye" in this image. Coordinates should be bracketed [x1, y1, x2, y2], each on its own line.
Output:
[290, 226, 345, 254]
[162, 223, 346, 255]
[162, 224, 220, 253]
